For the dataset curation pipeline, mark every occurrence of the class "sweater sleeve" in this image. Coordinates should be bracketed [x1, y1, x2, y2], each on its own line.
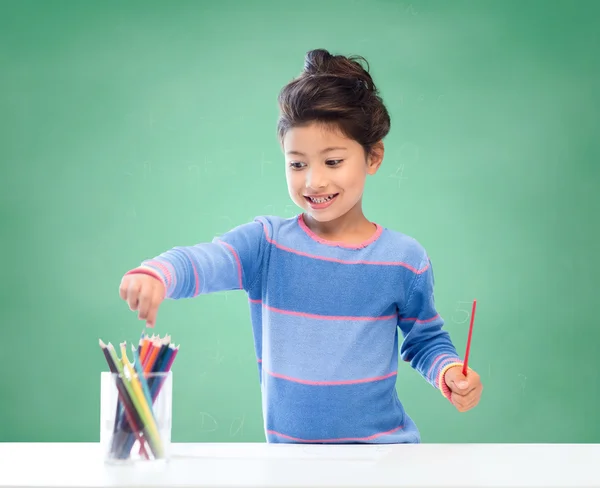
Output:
[127, 219, 267, 299]
[398, 253, 463, 401]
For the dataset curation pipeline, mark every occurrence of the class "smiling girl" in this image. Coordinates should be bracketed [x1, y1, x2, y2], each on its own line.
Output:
[119, 48, 483, 444]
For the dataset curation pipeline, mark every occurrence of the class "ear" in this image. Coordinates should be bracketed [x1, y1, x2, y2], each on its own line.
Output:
[366, 141, 384, 175]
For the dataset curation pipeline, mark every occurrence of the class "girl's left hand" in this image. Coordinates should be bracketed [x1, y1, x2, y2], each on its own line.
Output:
[444, 366, 483, 412]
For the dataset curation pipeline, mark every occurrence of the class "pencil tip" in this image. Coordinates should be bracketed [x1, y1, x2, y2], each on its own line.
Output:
[99, 338, 106, 347]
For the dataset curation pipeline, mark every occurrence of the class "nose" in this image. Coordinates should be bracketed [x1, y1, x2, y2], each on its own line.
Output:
[305, 166, 327, 190]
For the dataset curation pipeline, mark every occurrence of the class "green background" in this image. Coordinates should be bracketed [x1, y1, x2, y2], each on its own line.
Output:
[1, 0, 598, 443]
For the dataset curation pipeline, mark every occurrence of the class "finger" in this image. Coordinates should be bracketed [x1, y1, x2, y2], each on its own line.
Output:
[137, 289, 152, 321]
[145, 289, 163, 328]
[145, 303, 158, 328]
[449, 380, 472, 396]
[452, 395, 473, 412]
[119, 276, 131, 300]
[453, 389, 482, 411]
[456, 396, 480, 412]
[127, 280, 141, 311]
[451, 383, 478, 397]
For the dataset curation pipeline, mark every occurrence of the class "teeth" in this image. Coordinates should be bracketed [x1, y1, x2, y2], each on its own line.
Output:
[309, 194, 335, 203]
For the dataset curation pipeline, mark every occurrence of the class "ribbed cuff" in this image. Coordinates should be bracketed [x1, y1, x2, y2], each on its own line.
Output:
[124, 266, 167, 298]
[438, 362, 464, 402]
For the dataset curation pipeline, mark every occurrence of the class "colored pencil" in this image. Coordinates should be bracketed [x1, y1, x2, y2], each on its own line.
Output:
[462, 299, 477, 376]
[127, 339, 178, 457]
[132, 345, 153, 407]
[119, 343, 163, 458]
[99, 340, 150, 460]
[107, 341, 162, 459]
[100, 333, 179, 460]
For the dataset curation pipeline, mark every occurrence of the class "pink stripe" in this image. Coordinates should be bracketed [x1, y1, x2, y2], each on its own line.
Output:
[179, 248, 200, 296]
[144, 260, 173, 288]
[426, 354, 448, 380]
[217, 240, 243, 289]
[399, 314, 440, 324]
[267, 425, 404, 443]
[434, 358, 462, 385]
[427, 354, 460, 383]
[264, 368, 397, 386]
[258, 221, 429, 273]
[249, 298, 396, 321]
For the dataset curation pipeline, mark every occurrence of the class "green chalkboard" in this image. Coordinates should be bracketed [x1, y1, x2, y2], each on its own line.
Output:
[1, 0, 599, 444]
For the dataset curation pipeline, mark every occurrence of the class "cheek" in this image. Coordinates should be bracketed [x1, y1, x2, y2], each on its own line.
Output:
[286, 172, 304, 195]
[339, 169, 366, 192]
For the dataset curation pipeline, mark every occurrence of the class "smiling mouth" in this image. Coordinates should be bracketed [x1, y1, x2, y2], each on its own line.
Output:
[304, 193, 338, 204]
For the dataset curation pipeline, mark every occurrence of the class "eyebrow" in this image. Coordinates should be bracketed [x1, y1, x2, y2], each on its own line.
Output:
[286, 146, 347, 156]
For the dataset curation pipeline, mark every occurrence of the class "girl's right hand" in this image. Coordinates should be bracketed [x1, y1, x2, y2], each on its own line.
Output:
[119, 271, 166, 328]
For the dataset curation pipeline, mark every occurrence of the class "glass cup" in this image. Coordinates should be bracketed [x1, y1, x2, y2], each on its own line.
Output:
[100, 371, 172, 463]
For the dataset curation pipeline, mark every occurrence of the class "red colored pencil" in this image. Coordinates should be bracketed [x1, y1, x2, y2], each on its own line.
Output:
[462, 299, 477, 376]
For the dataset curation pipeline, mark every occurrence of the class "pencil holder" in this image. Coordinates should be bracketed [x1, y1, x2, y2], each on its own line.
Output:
[100, 371, 172, 463]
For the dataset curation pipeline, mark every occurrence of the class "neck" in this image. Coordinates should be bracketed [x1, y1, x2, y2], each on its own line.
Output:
[302, 202, 375, 241]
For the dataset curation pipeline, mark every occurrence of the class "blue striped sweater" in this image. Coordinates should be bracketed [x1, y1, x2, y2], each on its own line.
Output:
[134, 214, 464, 443]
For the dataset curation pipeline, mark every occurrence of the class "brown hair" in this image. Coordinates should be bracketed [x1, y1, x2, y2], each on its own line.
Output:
[277, 48, 391, 155]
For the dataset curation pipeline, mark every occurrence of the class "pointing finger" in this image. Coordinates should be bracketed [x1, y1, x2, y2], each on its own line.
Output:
[119, 276, 131, 300]
[137, 290, 152, 321]
[145, 286, 164, 328]
[127, 280, 141, 311]
[146, 304, 158, 328]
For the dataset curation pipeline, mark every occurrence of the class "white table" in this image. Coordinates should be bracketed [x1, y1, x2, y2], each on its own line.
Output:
[0, 442, 598, 488]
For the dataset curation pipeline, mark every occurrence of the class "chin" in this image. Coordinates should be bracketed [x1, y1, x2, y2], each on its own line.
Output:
[303, 212, 335, 222]
[302, 207, 348, 223]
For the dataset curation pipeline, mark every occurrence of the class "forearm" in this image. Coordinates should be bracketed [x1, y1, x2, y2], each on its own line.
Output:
[138, 247, 201, 299]
[400, 319, 463, 390]
[398, 253, 464, 398]
[127, 220, 266, 300]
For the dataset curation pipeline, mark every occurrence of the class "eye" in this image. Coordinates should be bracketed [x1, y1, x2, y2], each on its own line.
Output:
[326, 159, 343, 166]
[288, 161, 305, 169]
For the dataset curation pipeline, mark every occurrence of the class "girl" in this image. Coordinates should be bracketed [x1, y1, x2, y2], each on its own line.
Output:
[119, 48, 483, 444]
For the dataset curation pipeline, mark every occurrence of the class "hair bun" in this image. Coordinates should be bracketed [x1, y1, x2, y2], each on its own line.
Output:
[302, 48, 375, 93]
[277, 48, 391, 152]
[303, 48, 333, 75]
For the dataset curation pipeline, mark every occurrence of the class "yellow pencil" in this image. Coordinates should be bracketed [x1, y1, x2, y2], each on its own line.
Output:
[120, 343, 164, 458]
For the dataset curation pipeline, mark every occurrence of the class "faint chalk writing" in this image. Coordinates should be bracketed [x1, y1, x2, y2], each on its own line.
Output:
[212, 340, 225, 365]
[203, 156, 212, 174]
[260, 152, 273, 176]
[452, 301, 472, 324]
[403, 2, 418, 15]
[389, 164, 408, 188]
[230, 414, 245, 437]
[198, 412, 219, 433]
[284, 204, 298, 217]
[517, 373, 527, 394]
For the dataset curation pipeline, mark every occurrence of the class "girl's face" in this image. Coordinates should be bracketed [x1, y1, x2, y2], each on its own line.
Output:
[283, 122, 383, 223]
